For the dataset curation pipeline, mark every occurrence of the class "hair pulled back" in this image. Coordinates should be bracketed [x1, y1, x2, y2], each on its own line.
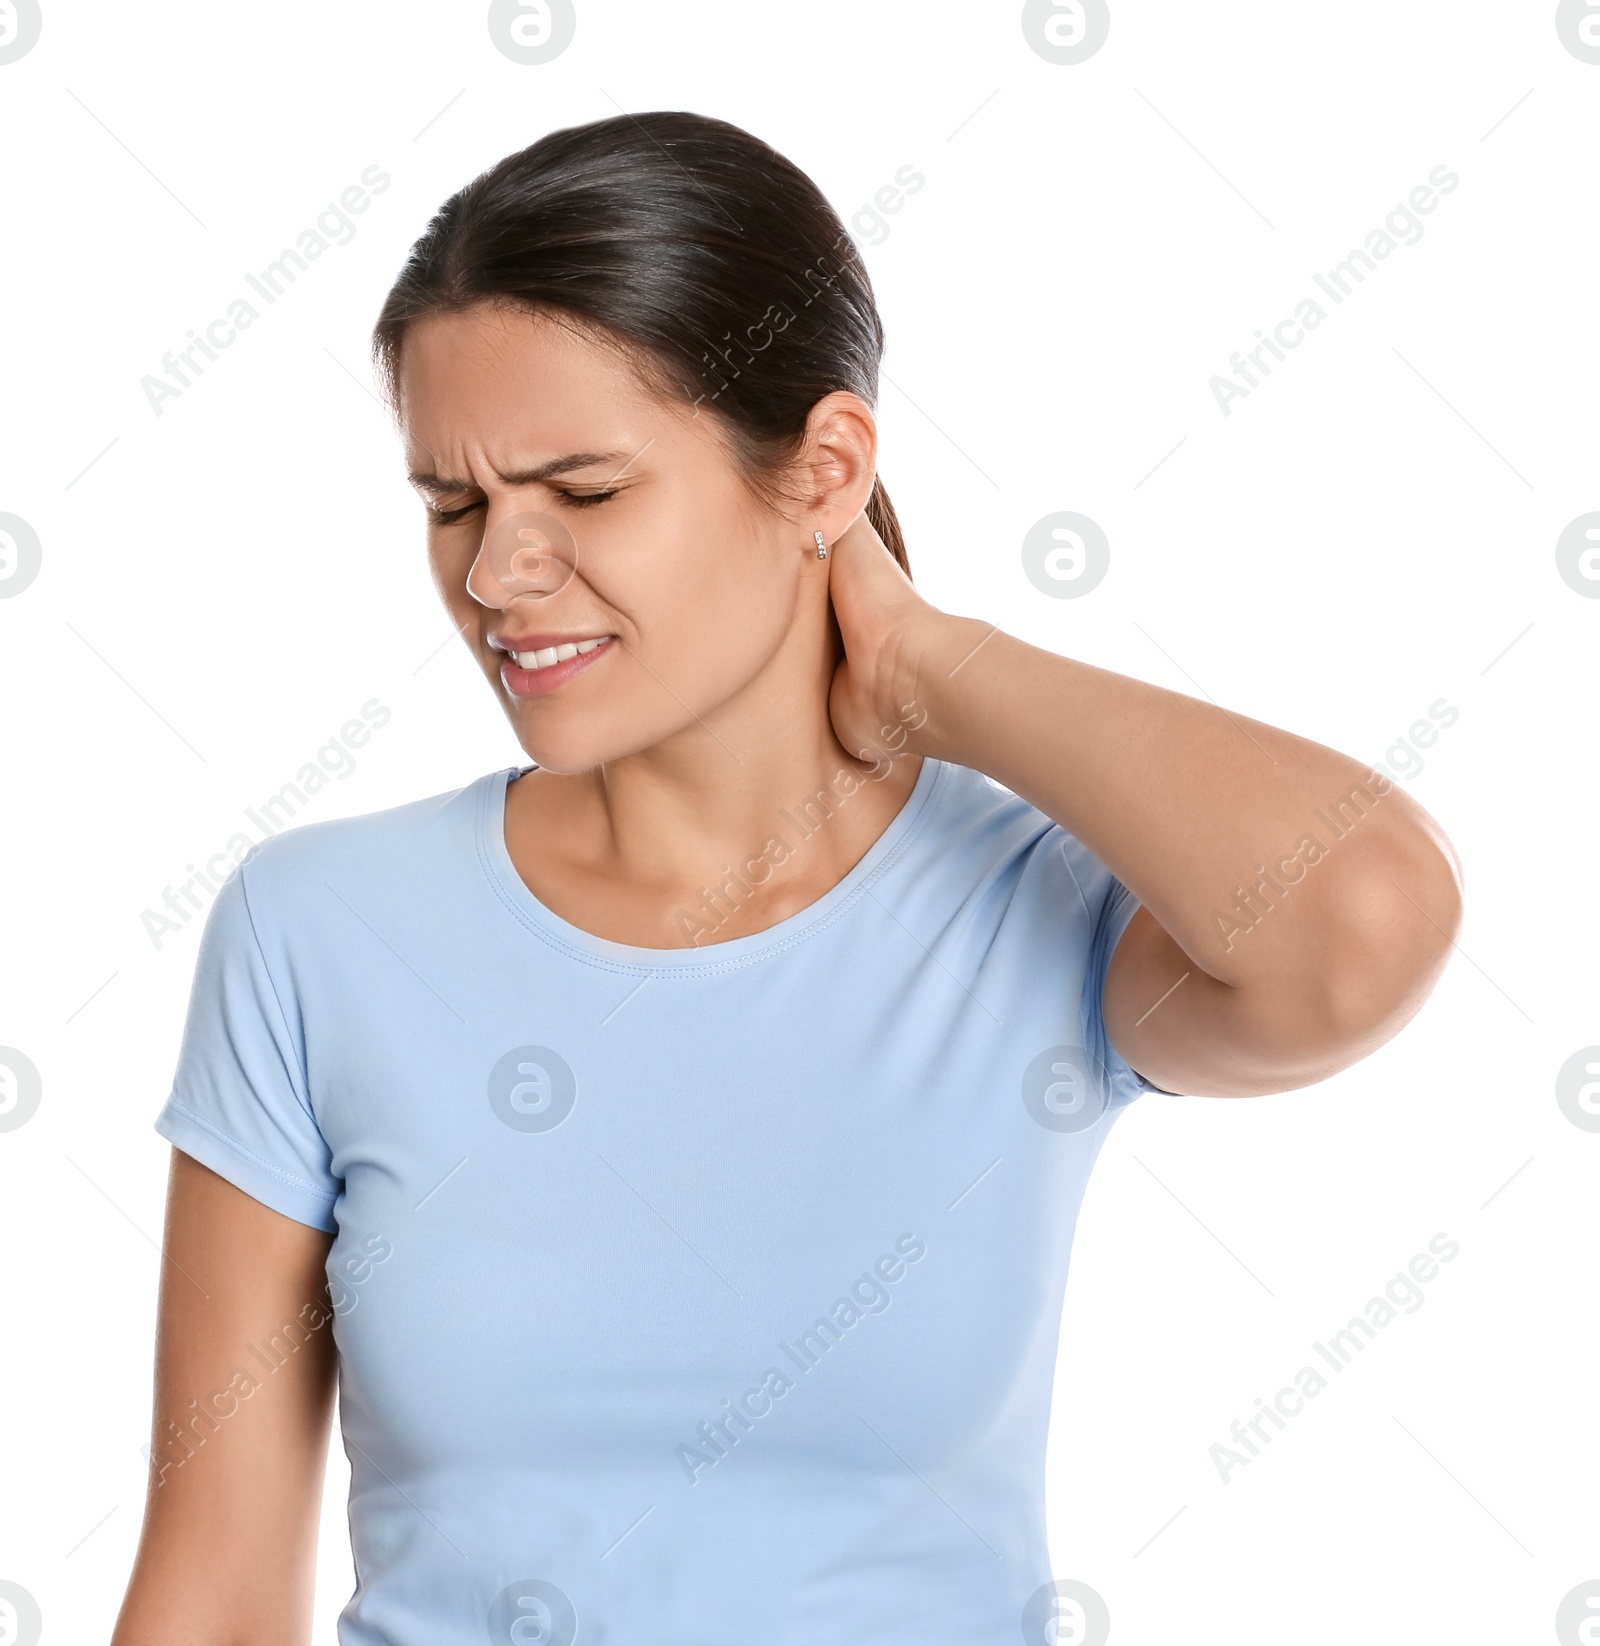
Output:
[372, 110, 909, 573]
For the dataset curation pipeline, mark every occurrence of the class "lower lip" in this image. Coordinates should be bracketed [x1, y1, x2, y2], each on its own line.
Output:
[499, 639, 615, 699]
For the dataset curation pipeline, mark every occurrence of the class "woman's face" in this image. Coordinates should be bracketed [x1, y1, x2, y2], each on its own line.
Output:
[397, 303, 817, 773]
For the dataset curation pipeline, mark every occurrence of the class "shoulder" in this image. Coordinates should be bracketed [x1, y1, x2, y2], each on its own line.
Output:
[916, 760, 1120, 923]
[919, 759, 1060, 862]
[231, 768, 509, 915]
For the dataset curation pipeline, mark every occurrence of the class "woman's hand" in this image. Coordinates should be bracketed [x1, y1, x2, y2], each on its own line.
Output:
[824, 510, 946, 767]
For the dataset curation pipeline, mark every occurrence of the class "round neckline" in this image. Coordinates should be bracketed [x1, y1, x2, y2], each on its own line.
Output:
[477, 754, 947, 973]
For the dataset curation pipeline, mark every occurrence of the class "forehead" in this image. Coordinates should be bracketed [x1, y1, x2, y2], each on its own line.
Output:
[395, 304, 689, 465]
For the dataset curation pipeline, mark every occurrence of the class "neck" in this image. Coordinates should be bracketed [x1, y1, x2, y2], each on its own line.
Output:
[503, 606, 922, 947]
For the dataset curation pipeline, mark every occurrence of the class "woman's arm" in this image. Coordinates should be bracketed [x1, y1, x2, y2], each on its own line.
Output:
[827, 515, 1465, 1099]
[112, 1149, 337, 1646]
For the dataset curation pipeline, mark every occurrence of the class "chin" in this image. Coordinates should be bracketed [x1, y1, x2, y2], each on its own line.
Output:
[506, 709, 673, 776]
[508, 728, 611, 775]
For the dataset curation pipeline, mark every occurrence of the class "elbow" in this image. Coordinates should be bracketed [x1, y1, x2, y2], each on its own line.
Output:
[1316, 831, 1464, 1045]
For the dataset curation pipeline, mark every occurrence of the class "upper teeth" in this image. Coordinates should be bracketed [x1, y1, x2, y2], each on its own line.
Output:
[512, 637, 609, 670]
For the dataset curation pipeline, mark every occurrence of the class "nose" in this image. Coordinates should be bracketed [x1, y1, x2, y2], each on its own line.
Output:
[466, 507, 579, 608]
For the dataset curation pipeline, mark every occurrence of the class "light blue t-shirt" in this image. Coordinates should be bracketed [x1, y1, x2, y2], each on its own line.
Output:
[155, 755, 1159, 1645]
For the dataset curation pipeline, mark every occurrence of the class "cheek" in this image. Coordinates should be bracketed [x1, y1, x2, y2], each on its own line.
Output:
[427, 529, 481, 609]
[677, 537, 792, 686]
[592, 493, 795, 664]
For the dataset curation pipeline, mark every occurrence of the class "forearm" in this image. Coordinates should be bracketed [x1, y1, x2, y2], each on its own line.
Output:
[114, 1399, 333, 1646]
[902, 615, 1463, 1011]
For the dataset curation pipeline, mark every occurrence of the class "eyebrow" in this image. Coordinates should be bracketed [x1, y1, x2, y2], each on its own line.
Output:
[406, 450, 635, 496]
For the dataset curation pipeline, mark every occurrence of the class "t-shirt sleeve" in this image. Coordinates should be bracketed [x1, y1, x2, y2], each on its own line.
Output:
[154, 862, 340, 1231]
[1078, 867, 1173, 1110]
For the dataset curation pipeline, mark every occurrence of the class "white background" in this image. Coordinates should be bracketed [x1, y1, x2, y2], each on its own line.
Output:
[1, 2, 1596, 1642]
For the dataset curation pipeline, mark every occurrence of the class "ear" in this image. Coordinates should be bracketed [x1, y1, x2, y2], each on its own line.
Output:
[796, 391, 878, 539]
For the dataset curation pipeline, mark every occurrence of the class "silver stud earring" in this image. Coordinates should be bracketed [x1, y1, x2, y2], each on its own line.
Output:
[814, 530, 828, 561]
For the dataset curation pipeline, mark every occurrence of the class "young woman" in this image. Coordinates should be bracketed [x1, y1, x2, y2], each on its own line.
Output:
[113, 113, 1463, 1645]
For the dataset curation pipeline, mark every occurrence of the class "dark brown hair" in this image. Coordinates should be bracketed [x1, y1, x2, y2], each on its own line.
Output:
[371, 110, 909, 574]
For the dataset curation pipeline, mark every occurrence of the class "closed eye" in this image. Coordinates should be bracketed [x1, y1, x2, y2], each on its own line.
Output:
[428, 500, 483, 525]
[427, 488, 620, 524]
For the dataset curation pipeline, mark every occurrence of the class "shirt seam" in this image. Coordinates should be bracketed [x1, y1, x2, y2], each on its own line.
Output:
[236, 855, 320, 1126]
[160, 1096, 338, 1204]
[1061, 859, 1153, 1110]
[1054, 835, 1098, 930]
[476, 761, 951, 978]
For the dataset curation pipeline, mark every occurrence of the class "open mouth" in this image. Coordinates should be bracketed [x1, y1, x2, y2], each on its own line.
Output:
[506, 636, 612, 671]
[489, 631, 617, 696]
